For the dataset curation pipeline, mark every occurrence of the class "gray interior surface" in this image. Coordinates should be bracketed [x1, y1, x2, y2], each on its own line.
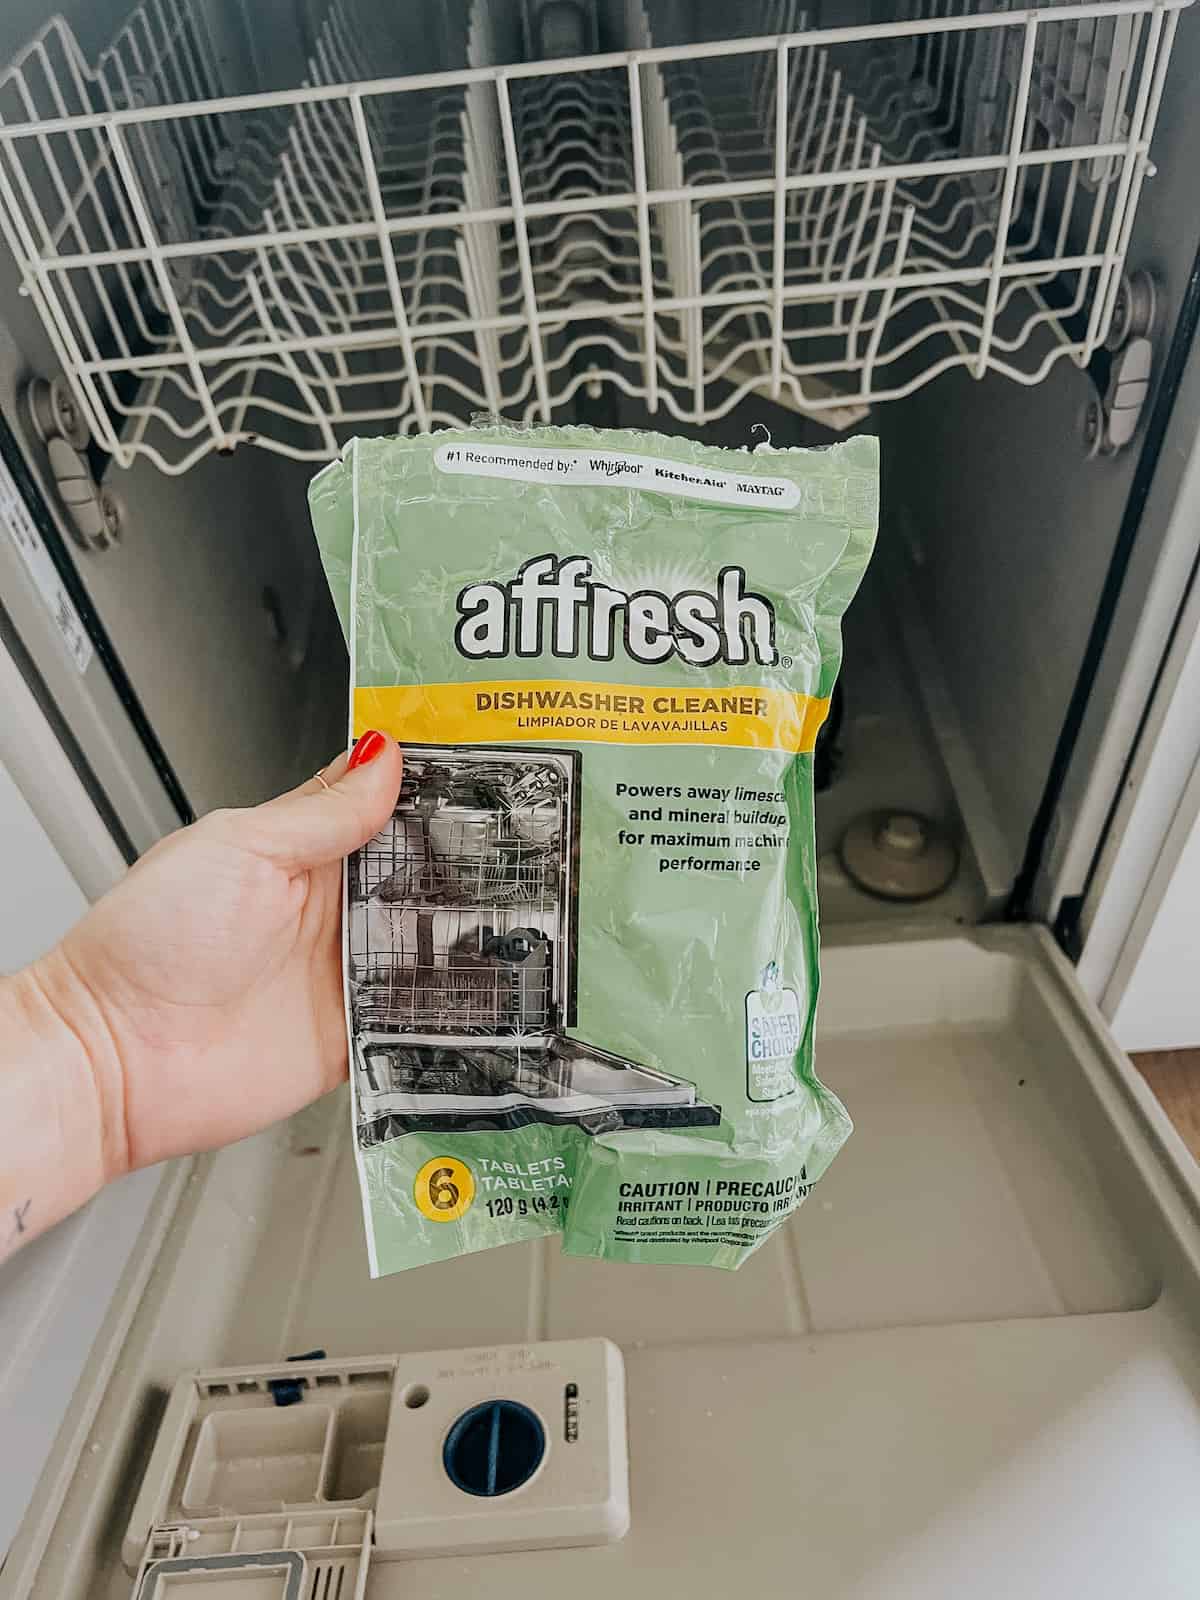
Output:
[816, 562, 987, 922]
[876, 3, 1200, 901]
[9, 930, 1200, 1600]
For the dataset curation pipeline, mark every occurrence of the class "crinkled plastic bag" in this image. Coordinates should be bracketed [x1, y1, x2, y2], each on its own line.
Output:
[308, 425, 877, 1274]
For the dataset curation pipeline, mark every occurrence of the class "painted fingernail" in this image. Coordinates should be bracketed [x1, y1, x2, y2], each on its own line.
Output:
[348, 730, 387, 770]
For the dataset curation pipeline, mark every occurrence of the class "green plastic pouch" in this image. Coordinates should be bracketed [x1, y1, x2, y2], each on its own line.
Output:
[308, 425, 877, 1274]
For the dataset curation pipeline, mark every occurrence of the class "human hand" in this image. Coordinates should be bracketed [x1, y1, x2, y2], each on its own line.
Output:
[30, 730, 401, 1182]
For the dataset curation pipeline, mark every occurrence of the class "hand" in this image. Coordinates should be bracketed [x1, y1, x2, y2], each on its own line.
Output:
[31, 731, 401, 1180]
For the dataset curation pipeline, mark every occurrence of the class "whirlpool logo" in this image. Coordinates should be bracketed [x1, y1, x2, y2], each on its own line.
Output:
[454, 555, 778, 668]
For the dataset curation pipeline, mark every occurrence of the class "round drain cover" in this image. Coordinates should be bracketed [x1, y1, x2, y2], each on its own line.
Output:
[839, 810, 958, 901]
[444, 1399, 546, 1497]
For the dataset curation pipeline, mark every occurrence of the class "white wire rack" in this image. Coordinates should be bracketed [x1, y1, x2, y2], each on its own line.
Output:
[0, 0, 1186, 472]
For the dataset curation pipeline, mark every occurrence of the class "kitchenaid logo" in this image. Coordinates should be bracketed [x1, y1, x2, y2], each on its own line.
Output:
[454, 555, 778, 667]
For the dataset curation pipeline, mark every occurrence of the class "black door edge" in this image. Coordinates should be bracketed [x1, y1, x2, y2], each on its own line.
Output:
[1006, 233, 1200, 937]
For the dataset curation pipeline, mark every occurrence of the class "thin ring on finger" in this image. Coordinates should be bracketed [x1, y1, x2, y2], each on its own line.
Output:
[312, 767, 332, 792]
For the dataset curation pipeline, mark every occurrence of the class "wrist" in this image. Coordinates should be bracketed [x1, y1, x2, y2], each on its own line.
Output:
[16, 948, 131, 1186]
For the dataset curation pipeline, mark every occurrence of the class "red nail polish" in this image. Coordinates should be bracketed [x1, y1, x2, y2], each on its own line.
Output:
[348, 730, 387, 769]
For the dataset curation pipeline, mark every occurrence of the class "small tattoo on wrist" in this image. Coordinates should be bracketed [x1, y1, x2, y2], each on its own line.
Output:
[11, 1198, 31, 1238]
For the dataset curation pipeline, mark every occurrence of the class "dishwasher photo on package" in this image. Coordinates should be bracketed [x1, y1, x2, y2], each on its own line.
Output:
[348, 742, 721, 1140]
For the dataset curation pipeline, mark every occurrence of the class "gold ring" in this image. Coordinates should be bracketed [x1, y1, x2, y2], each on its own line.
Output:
[313, 767, 332, 792]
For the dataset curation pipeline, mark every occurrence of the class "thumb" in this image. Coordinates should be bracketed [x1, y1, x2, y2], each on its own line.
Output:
[245, 731, 403, 871]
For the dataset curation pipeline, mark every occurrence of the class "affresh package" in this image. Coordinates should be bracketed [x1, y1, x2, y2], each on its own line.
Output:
[308, 425, 877, 1275]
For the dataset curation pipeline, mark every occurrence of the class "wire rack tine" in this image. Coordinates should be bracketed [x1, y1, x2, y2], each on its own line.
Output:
[974, 16, 1038, 379]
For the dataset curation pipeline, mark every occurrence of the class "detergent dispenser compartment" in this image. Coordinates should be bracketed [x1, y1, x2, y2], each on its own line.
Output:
[123, 1340, 628, 1593]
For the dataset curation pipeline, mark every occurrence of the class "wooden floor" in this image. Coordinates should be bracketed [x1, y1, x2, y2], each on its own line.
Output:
[1132, 1050, 1200, 1163]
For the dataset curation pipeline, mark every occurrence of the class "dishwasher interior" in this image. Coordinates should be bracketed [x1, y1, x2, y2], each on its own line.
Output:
[2, 0, 1195, 919]
[4, 0, 1200, 1595]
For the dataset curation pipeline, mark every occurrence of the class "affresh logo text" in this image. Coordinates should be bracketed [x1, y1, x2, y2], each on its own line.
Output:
[455, 555, 778, 669]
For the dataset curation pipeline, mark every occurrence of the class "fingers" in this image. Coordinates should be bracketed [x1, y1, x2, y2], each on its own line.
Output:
[244, 733, 402, 871]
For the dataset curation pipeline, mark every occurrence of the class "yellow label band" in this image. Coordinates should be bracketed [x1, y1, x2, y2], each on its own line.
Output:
[355, 681, 830, 753]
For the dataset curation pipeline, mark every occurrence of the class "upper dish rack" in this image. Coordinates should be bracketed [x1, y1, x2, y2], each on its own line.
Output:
[0, 0, 1185, 473]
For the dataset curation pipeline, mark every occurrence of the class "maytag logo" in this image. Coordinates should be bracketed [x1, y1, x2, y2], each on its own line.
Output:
[455, 555, 778, 668]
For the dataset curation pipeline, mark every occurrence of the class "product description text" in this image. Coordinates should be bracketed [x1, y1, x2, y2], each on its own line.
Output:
[614, 777, 789, 875]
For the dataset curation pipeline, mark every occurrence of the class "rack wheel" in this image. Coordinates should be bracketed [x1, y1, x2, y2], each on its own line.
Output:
[1105, 269, 1158, 351]
[26, 375, 91, 450]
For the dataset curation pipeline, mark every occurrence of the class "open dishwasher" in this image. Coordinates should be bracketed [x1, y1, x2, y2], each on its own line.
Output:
[4, 0, 1200, 1595]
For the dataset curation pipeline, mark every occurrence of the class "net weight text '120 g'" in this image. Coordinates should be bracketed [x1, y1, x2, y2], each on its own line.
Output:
[308, 425, 877, 1275]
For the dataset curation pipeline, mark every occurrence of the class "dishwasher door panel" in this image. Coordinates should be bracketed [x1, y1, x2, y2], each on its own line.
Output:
[7, 927, 1200, 1600]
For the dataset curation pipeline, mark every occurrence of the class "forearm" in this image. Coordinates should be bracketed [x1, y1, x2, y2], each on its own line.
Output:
[0, 951, 128, 1263]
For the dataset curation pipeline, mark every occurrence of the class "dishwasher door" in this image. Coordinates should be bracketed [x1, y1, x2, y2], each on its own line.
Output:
[5, 926, 1200, 1600]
